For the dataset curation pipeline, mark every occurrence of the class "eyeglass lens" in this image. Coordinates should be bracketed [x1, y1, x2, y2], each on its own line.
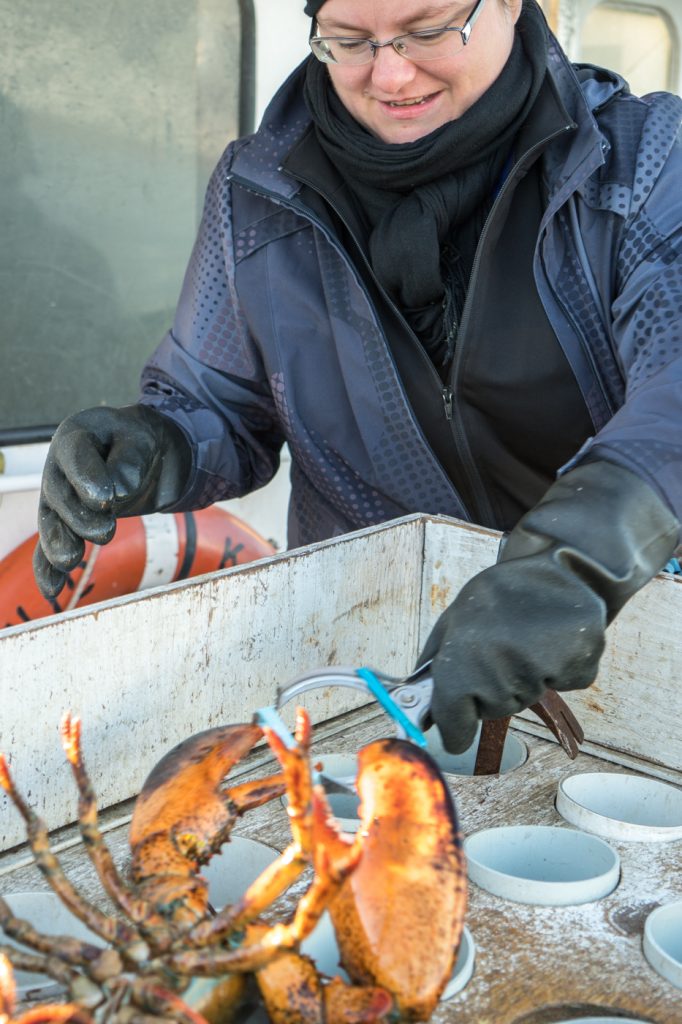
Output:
[312, 27, 467, 65]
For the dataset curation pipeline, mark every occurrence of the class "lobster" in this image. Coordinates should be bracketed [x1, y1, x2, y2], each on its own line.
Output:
[0, 708, 466, 1023]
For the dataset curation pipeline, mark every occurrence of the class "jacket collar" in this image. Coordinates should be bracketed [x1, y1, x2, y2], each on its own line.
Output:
[230, 59, 312, 199]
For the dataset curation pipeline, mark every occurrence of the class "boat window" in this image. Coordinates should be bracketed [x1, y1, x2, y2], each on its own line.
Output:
[0, 0, 253, 442]
[579, 2, 677, 93]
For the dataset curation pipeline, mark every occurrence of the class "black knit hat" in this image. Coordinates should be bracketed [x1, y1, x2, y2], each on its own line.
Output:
[304, 1, 326, 16]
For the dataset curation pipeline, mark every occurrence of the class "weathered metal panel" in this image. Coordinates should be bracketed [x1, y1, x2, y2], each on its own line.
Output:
[0, 517, 425, 851]
[534, 571, 682, 774]
[419, 517, 502, 647]
[2, 512, 680, 852]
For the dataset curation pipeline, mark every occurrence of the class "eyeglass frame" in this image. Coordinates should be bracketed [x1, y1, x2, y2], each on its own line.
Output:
[309, 0, 487, 65]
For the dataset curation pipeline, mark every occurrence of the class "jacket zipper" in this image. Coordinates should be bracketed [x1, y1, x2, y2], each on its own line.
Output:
[442, 387, 453, 420]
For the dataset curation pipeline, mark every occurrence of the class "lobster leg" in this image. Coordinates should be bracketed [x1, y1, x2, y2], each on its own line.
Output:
[0, 947, 103, 1013]
[0, 950, 96, 1024]
[0, 896, 114, 979]
[128, 980, 211, 1024]
[185, 709, 350, 949]
[0, 757, 143, 955]
[163, 787, 363, 976]
[60, 715, 167, 938]
[7, 1008, 94, 1024]
[250, 924, 392, 1024]
[0, 947, 80, 999]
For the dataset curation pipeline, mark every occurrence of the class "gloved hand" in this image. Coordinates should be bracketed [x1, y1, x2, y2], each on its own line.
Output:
[33, 405, 192, 599]
[418, 460, 679, 754]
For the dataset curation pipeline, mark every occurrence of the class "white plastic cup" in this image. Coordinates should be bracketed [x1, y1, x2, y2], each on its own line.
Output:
[557, 771, 682, 842]
[552, 1018, 652, 1023]
[424, 723, 527, 776]
[464, 825, 620, 906]
[643, 901, 682, 990]
[440, 925, 475, 999]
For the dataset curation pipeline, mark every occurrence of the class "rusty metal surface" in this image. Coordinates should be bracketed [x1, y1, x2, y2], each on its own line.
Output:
[531, 690, 585, 760]
[474, 692, 584, 776]
[474, 717, 512, 775]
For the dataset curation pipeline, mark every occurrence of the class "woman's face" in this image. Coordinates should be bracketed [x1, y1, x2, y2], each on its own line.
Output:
[315, 0, 522, 144]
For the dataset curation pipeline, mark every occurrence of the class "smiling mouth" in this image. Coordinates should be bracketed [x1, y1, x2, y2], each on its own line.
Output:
[384, 92, 438, 108]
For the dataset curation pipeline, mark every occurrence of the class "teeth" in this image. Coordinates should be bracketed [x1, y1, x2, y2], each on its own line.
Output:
[389, 96, 425, 107]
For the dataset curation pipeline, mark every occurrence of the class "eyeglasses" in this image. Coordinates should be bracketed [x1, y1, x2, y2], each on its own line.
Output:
[310, 0, 486, 66]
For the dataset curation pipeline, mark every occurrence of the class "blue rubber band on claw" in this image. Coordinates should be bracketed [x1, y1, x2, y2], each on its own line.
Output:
[254, 707, 297, 749]
[356, 667, 427, 748]
[255, 706, 331, 788]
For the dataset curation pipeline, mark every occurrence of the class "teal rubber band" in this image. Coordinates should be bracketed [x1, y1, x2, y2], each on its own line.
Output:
[255, 706, 325, 787]
[255, 706, 297, 749]
[356, 667, 427, 748]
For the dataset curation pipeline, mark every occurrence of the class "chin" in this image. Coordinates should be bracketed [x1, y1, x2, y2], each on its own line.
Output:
[362, 114, 431, 143]
[373, 120, 442, 145]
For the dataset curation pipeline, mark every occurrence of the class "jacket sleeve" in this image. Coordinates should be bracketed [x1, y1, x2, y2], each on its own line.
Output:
[572, 93, 682, 524]
[138, 142, 285, 511]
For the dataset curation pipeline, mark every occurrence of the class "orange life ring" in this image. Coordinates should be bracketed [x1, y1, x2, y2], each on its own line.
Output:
[0, 507, 276, 629]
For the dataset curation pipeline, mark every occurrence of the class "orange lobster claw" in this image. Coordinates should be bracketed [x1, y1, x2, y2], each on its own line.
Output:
[330, 738, 466, 1020]
[129, 723, 285, 919]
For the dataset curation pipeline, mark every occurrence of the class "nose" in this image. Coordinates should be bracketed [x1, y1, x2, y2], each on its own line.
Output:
[370, 44, 419, 94]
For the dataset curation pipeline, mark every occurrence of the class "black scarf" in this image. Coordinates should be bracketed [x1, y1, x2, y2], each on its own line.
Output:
[304, 1, 549, 370]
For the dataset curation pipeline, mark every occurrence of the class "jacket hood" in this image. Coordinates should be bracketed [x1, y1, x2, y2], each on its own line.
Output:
[572, 61, 630, 111]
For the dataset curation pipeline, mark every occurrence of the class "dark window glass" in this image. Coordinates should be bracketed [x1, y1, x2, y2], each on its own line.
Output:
[0, 0, 245, 436]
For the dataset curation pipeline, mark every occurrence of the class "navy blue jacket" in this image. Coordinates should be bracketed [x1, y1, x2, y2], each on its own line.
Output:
[140, 38, 682, 547]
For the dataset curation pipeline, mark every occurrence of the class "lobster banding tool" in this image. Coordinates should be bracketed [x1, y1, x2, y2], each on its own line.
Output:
[276, 661, 584, 775]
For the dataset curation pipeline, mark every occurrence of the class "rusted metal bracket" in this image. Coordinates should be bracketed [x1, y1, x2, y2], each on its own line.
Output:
[473, 717, 512, 775]
[474, 690, 585, 775]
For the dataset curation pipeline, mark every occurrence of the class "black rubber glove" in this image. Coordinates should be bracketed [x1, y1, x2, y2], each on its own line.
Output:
[33, 405, 192, 599]
[418, 460, 679, 754]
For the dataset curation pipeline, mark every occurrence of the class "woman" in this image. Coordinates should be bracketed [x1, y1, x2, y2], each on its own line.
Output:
[35, 0, 682, 752]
